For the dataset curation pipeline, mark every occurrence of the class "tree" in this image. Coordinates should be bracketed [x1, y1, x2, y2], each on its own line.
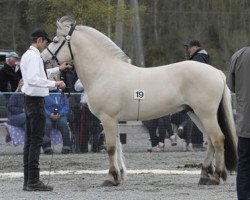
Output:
[130, 0, 145, 67]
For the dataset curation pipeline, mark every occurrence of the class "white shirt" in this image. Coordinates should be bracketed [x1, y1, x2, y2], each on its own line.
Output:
[20, 46, 60, 97]
[74, 79, 88, 104]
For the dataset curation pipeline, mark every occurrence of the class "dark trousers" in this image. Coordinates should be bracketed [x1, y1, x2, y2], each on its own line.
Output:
[237, 136, 250, 200]
[78, 105, 103, 153]
[143, 116, 173, 147]
[43, 116, 71, 150]
[171, 112, 194, 145]
[85, 107, 103, 152]
[23, 95, 46, 185]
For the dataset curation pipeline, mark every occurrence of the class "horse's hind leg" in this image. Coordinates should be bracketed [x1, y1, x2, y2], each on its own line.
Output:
[187, 112, 215, 185]
[100, 116, 122, 186]
[202, 117, 227, 185]
[199, 137, 215, 185]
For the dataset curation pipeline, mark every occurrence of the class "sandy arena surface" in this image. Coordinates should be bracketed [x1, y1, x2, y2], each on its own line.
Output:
[0, 143, 237, 200]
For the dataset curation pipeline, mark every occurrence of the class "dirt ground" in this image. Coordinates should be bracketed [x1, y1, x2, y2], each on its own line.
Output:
[0, 144, 237, 200]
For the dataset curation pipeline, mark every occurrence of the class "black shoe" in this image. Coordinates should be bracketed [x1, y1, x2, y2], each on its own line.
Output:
[23, 185, 27, 191]
[5, 134, 11, 143]
[27, 181, 53, 191]
[61, 149, 72, 154]
[44, 149, 53, 155]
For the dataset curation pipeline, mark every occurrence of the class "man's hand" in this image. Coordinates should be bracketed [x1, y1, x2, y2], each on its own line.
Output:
[59, 62, 72, 71]
[55, 81, 66, 89]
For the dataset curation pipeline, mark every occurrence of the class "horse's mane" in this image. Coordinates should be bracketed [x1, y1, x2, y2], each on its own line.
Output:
[57, 16, 131, 63]
[79, 26, 131, 63]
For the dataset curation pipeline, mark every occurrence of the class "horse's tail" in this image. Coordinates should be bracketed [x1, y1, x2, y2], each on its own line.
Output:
[218, 72, 237, 171]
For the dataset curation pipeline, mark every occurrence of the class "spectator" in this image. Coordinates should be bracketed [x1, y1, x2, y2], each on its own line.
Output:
[185, 39, 211, 64]
[184, 39, 211, 148]
[171, 111, 194, 151]
[42, 88, 72, 154]
[143, 115, 176, 152]
[20, 28, 66, 192]
[7, 79, 25, 129]
[0, 51, 22, 93]
[227, 45, 250, 200]
[74, 79, 104, 153]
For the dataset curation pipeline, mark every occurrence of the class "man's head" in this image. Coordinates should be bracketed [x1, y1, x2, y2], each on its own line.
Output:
[31, 28, 52, 52]
[6, 51, 20, 67]
[184, 40, 201, 56]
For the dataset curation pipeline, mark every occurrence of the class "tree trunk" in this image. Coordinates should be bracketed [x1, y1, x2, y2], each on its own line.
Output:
[115, 0, 124, 48]
[130, 0, 145, 67]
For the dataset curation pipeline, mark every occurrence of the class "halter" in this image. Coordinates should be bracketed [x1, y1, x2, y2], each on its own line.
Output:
[46, 25, 76, 65]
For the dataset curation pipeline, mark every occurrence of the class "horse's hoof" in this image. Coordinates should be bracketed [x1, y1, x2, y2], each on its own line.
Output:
[206, 178, 220, 185]
[198, 177, 209, 185]
[101, 180, 119, 187]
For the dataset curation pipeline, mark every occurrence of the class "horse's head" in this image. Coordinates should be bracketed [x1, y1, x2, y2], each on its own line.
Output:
[42, 16, 76, 65]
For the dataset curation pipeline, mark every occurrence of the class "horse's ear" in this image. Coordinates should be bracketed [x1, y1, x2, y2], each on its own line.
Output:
[57, 16, 76, 28]
[56, 20, 63, 30]
[57, 16, 76, 36]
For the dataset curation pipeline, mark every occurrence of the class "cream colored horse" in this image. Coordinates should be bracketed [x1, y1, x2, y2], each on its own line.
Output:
[42, 16, 237, 186]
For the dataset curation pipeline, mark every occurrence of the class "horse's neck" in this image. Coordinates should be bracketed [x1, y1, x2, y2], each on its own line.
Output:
[72, 33, 122, 91]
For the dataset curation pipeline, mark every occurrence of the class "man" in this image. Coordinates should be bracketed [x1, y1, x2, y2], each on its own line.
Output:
[185, 39, 211, 65]
[0, 51, 22, 92]
[227, 46, 250, 200]
[43, 88, 72, 154]
[20, 28, 66, 191]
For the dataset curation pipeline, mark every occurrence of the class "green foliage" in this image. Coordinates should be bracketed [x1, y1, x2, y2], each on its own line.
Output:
[2, 0, 250, 72]
[20, 0, 124, 35]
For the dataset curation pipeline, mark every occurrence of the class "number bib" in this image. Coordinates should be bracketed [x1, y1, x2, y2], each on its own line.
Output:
[134, 90, 145, 100]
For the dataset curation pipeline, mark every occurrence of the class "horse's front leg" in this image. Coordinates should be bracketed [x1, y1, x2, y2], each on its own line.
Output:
[100, 116, 121, 186]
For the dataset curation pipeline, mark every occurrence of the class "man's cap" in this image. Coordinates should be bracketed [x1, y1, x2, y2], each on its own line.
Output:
[184, 40, 201, 48]
[31, 28, 52, 43]
[6, 51, 19, 58]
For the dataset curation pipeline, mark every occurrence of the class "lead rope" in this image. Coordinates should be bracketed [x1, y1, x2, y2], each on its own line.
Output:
[46, 144, 54, 186]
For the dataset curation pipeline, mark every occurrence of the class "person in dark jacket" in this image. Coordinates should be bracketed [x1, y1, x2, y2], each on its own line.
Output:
[7, 79, 25, 129]
[185, 40, 211, 65]
[227, 46, 250, 200]
[0, 51, 22, 92]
